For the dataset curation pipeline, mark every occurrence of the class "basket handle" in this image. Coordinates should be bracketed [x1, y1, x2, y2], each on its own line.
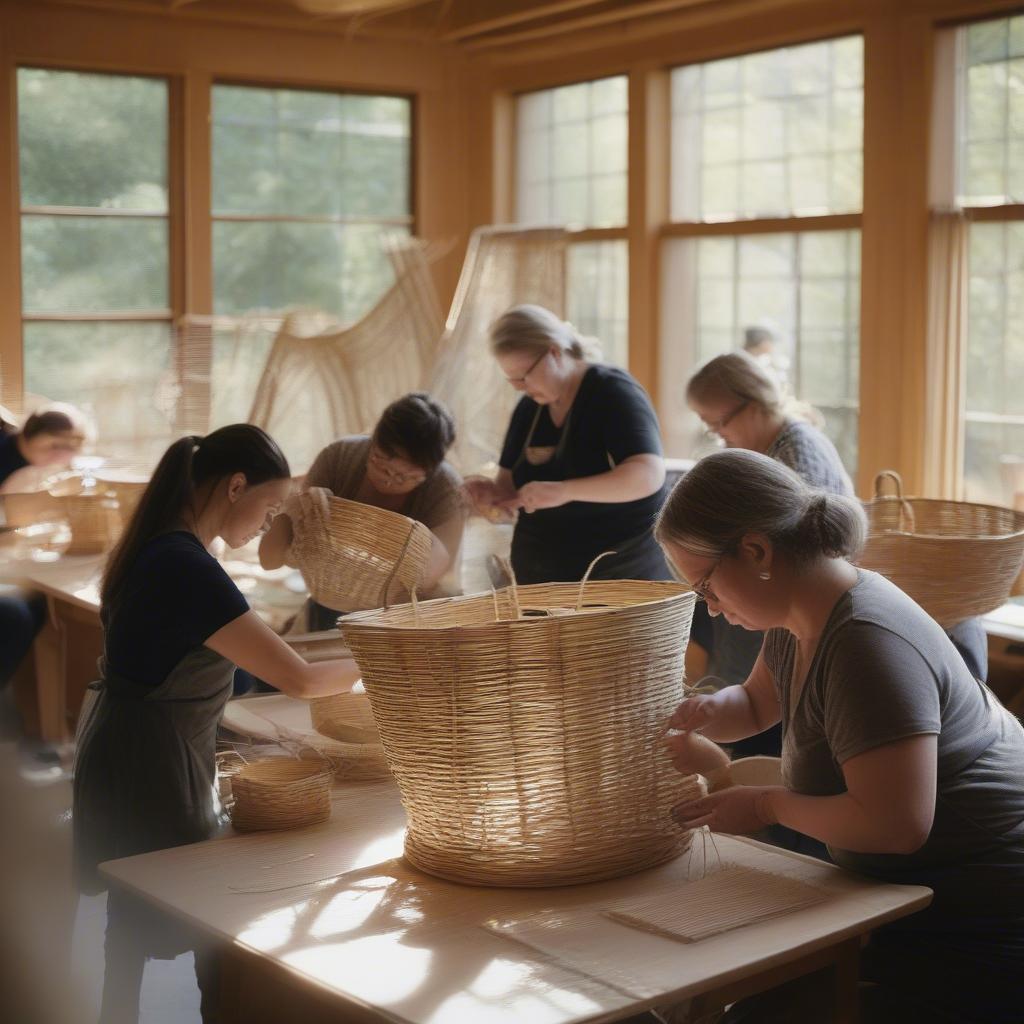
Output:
[495, 556, 522, 620]
[872, 470, 916, 533]
[575, 550, 617, 611]
[380, 518, 424, 610]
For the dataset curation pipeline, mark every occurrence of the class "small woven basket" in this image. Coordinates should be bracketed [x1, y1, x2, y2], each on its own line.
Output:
[229, 757, 334, 832]
[55, 492, 122, 555]
[310, 691, 381, 744]
[289, 488, 434, 613]
[341, 564, 700, 888]
[96, 475, 148, 526]
[858, 470, 1024, 628]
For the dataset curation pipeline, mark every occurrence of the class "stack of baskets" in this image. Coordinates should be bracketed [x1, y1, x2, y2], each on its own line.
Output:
[858, 471, 1024, 628]
[227, 756, 334, 832]
[341, 575, 700, 887]
[288, 488, 434, 614]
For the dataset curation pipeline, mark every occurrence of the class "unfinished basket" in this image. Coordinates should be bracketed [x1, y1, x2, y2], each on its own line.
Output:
[310, 691, 381, 744]
[54, 491, 121, 554]
[229, 757, 333, 832]
[341, 574, 700, 887]
[289, 487, 434, 613]
[858, 470, 1024, 629]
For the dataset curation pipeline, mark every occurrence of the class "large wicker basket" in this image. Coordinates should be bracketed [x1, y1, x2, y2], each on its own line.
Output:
[341, 576, 700, 887]
[289, 488, 434, 613]
[858, 471, 1024, 628]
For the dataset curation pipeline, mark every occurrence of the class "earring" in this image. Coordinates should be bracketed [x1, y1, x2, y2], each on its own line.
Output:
[759, 571, 771, 581]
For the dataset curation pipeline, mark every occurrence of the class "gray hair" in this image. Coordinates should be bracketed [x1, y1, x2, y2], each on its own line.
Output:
[490, 304, 600, 360]
[656, 449, 865, 567]
[686, 351, 783, 417]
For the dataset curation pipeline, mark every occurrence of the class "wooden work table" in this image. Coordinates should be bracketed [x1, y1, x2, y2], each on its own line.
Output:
[102, 776, 931, 1024]
[1, 549, 306, 742]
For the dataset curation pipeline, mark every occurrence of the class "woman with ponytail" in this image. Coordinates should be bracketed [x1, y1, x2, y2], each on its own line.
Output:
[74, 424, 360, 1024]
[658, 449, 1024, 1024]
[466, 304, 671, 583]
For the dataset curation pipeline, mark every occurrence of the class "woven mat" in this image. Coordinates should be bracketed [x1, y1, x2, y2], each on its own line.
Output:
[604, 867, 828, 943]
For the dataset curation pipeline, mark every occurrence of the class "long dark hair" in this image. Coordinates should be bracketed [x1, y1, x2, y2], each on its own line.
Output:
[101, 424, 289, 616]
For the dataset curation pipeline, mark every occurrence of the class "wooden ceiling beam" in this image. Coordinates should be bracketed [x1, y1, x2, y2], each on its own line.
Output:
[442, 0, 605, 41]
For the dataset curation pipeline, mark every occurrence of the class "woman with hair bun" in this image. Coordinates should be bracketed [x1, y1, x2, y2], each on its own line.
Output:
[259, 391, 465, 628]
[74, 424, 361, 1024]
[465, 304, 670, 583]
[659, 449, 1024, 1024]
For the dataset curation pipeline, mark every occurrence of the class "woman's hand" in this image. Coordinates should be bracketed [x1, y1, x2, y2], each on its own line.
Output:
[502, 480, 573, 513]
[671, 786, 779, 835]
[668, 694, 719, 733]
[664, 730, 730, 777]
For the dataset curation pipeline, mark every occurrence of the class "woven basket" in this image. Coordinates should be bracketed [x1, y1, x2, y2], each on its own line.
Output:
[55, 492, 121, 555]
[341, 571, 700, 887]
[96, 474, 148, 526]
[289, 488, 434, 613]
[229, 757, 334, 832]
[858, 471, 1024, 628]
[310, 691, 381, 744]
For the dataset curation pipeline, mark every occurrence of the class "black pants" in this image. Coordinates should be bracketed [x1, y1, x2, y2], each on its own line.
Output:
[100, 889, 222, 1024]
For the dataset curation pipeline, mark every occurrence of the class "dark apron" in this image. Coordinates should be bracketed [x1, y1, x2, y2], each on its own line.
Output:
[509, 405, 671, 585]
[73, 645, 235, 900]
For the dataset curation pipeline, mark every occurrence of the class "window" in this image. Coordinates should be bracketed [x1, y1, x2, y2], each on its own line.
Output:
[953, 16, 1024, 507]
[671, 36, 863, 220]
[515, 76, 629, 366]
[661, 36, 864, 471]
[211, 85, 412, 323]
[17, 68, 172, 461]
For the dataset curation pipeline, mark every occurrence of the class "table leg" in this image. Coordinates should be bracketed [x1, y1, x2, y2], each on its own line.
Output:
[32, 596, 67, 744]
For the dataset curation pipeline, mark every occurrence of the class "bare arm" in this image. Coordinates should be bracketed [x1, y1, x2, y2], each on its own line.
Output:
[563, 453, 665, 503]
[258, 512, 293, 570]
[668, 650, 782, 743]
[675, 735, 938, 856]
[205, 611, 360, 698]
[464, 469, 518, 513]
[421, 513, 465, 589]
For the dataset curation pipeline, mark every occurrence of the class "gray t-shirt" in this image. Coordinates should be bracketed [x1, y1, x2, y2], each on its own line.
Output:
[765, 569, 1024, 921]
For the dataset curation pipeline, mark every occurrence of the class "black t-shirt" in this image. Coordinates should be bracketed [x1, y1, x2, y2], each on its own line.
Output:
[104, 531, 250, 687]
[498, 364, 667, 557]
[0, 433, 28, 487]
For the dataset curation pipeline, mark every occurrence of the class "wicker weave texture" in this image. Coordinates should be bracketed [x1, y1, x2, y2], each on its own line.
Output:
[310, 691, 382, 744]
[290, 489, 434, 613]
[56, 493, 121, 554]
[858, 472, 1024, 628]
[229, 758, 333, 832]
[341, 580, 699, 887]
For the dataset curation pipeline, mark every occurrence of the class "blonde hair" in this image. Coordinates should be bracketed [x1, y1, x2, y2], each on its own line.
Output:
[686, 351, 783, 417]
[656, 449, 865, 567]
[490, 304, 601, 361]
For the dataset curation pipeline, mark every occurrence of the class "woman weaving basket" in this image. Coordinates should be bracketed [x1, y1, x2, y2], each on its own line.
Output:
[465, 304, 671, 583]
[259, 392, 465, 629]
[73, 424, 360, 1024]
[660, 449, 1024, 1024]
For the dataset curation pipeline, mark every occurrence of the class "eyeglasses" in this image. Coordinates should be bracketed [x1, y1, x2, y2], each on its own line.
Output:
[703, 400, 749, 436]
[691, 556, 722, 604]
[505, 349, 549, 386]
[368, 449, 427, 487]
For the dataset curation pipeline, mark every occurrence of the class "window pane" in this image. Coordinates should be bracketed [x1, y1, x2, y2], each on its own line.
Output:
[961, 15, 1024, 204]
[213, 221, 403, 322]
[516, 75, 628, 229]
[661, 230, 860, 471]
[212, 86, 411, 218]
[567, 240, 628, 367]
[671, 36, 864, 219]
[965, 221, 1024, 505]
[24, 321, 174, 467]
[18, 68, 168, 211]
[21, 215, 168, 313]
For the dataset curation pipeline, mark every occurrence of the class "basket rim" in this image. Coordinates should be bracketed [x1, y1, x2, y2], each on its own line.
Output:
[341, 581, 696, 633]
[864, 495, 1024, 542]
